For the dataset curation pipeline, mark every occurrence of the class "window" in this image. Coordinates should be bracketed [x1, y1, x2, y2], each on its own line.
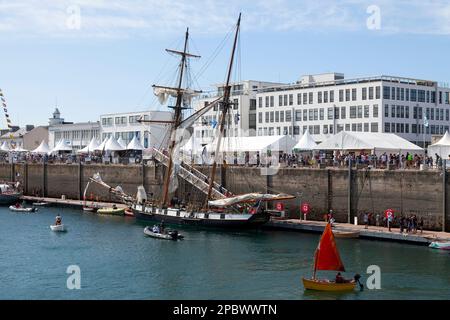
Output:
[364, 105, 369, 118]
[376, 86, 381, 99]
[283, 95, 288, 106]
[280, 111, 284, 122]
[362, 88, 367, 100]
[391, 87, 396, 100]
[350, 106, 357, 119]
[293, 126, 300, 135]
[345, 89, 350, 101]
[297, 93, 301, 105]
[327, 107, 333, 120]
[345, 124, 350, 131]
[364, 123, 369, 132]
[285, 110, 292, 121]
[324, 91, 328, 103]
[341, 106, 346, 119]
[289, 94, 293, 106]
[371, 122, 378, 132]
[278, 95, 282, 106]
[334, 107, 340, 119]
[410, 89, 417, 102]
[323, 125, 328, 134]
[384, 104, 389, 117]
[357, 105, 363, 118]
[309, 109, 314, 120]
[352, 88, 357, 101]
[339, 90, 344, 102]
[406, 89, 409, 101]
[295, 110, 301, 121]
[258, 112, 262, 123]
[369, 87, 374, 100]
[391, 105, 395, 118]
[384, 122, 390, 133]
[431, 91, 436, 103]
[275, 111, 280, 122]
[266, 96, 270, 107]
[270, 111, 274, 123]
[314, 108, 318, 121]
[250, 99, 256, 110]
[270, 96, 274, 107]
[337, 124, 344, 133]
[330, 91, 334, 103]
[383, 86, 390, 99]
[303, 93, 308, 104]
[405, 106, 409, 118]
[303, 109, 307, 121]
[309, 92, 313, 104]
[418, 90, 426, 102]
[373, 104, 379, 118]
[265, 112, 269, 123]
[318, 92, 323, 103]
[319, 108, 324, 120]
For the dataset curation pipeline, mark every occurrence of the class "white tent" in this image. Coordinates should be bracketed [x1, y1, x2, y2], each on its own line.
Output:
[32, 140, 51, 154]
[428, 131, 450, 160]
[51, 139, 72, 153]
[127, 136, 145, 151]
[105, 136, 125, 152]
[0, 141, 10, 152]
[205, 135, 297, 153]
[315, 132, 423, 155]
[10, 146, 29, 153]
[77, 137, 100, 154]
[292, 131, 317, 152]
[95, 137, 108, 152]
[117, 137, 127, 149]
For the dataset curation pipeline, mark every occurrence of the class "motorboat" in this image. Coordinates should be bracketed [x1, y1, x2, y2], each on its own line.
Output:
[333, 230, 360, 239]
[83, 206, 98, 213]
[144, 226, 184, 241]
[9, 205, 37, 213]
[33, 202, 49, 207]
[0, 183, 22, 205]
[429, 241, 450, 250]
[97, 207, 125, 216]
[50, 224, 66, 232]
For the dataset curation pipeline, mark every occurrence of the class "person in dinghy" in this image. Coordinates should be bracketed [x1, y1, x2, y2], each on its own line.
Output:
[55, 214, 62, 226]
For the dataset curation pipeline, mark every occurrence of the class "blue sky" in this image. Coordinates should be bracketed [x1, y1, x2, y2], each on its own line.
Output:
[0, 0, 450, 127]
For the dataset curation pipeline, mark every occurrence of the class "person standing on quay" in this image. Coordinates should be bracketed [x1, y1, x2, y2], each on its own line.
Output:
[363, 213, 369, 229]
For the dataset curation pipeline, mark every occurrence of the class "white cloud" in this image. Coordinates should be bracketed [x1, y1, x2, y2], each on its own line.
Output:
[0, 0, 449, 38]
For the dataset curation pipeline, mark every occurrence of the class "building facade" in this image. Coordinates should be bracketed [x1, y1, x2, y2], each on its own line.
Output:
[100, 110, 172, 149]
[192, 80, 284, 146]
[0, 125, 48, 150]
[255, 73, 450, 147]
[48, 109, 100, 150]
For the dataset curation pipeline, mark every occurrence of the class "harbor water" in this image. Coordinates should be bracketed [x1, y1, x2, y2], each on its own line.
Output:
[0, 206, 449, 300]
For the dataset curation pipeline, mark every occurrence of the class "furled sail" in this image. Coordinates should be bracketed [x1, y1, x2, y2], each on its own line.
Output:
[208, 193, 295, 207]
[153, 86, 201, 105]
[136, 186, 147, 204]
[314, 223, 345, 272]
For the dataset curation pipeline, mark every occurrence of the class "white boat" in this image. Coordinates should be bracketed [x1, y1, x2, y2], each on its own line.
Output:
[33, 202, 48, 206]
[50, 224, 66, 232]
[144, 226, 183, 241]
[429, 241, 450, 250]
[9, 206, 37, 213]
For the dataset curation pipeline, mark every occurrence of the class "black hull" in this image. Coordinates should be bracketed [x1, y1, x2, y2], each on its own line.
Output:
[133, 209, 270, 229]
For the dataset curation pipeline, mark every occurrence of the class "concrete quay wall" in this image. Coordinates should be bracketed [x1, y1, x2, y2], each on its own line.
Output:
[0, 163, 448, 231]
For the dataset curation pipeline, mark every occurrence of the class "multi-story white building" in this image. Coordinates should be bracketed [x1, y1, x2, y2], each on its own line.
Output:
[255, 73, 450, 147]
[48, 109, 100, 150]
[192, 80, 284, 145]
[100, 110, 172, 149]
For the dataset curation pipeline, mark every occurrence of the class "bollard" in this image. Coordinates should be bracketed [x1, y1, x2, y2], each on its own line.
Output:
[304, 214, 307, 221]
[354, 217, 358, 226]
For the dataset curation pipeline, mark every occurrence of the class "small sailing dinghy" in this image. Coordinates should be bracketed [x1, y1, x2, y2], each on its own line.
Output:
[144, 226, 184, 241]
[429, 241, 450, 250]
[302, 223, 362, 292]
[50, 224, 66, 232]
[9, 205, 37, 213]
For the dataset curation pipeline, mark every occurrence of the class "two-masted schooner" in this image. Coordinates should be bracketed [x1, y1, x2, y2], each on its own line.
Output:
[90, 14, 295, 228]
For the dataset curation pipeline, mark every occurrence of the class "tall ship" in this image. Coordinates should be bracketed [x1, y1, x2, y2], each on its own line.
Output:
[90, 14, 294, 228]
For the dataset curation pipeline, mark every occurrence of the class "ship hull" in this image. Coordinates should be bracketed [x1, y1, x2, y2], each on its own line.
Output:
[132, 205, 270, 229]
[0, 192, 22, 205]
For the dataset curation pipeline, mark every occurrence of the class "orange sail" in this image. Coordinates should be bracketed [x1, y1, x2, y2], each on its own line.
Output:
[314, 223, 345, 272]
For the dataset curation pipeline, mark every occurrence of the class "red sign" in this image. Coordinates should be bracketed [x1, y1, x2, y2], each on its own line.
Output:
[301, 203, 311, 215]
[276, 202, 284, 211]
[384, 208, 394, 219]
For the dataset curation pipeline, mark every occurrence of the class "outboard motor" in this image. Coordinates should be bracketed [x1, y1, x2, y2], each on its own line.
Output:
[354, 274, 364, 291]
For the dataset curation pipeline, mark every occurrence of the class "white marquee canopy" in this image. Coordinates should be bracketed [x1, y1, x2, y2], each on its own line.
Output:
[32, 140, 51, 154]
[127, 136, 145, 151]
[315, 132, 423, 155]
[292, 130, 317, 152]
[428, 131, 450, 160]
[204, 135, 297, 154]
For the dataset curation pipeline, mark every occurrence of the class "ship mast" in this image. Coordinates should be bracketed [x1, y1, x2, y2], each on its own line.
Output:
[158, 28, 199, 207]
[205, 13, 241, 204]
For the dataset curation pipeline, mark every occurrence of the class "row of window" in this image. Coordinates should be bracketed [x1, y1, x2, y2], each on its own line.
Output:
[101, 115, 150, 126]
[257, 122, 380, 136]
[54, 130, 100, 141]
[383, 105, 450, 121]
[382, 86, 450, 104]
[384, 123, 449, 135]
[258, 105, 379, 124]
[258, 86, 382, 108]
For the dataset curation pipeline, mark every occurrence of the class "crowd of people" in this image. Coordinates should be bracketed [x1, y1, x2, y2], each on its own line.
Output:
[361, 212, 424, 234]
[0, 152, 143, 165]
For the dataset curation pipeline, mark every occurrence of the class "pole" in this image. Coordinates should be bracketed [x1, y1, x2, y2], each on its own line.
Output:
[443, 159, 447, 232]
[348, 158, 352, 224]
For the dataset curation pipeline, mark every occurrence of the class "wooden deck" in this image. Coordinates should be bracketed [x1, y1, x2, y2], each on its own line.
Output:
[21, 196, 127, 210]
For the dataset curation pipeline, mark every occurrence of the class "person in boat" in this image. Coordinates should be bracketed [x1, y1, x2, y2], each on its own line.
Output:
[152, 225, 160, 234]
[160, 220, 166, 234]
[112, 204, 117, 210]
[15, 202, 21, 209]
[55, 214, 62, 226]
[335, 272, 351, 284]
